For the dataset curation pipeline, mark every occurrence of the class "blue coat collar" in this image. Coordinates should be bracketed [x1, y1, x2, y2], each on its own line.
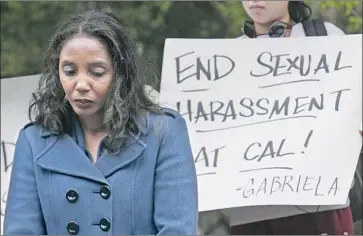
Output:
[35, 112, 149, 185]
[35, 132, 147, 185]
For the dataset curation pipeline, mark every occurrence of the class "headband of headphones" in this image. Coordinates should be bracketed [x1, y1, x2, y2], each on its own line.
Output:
[242, 21, 293, 38]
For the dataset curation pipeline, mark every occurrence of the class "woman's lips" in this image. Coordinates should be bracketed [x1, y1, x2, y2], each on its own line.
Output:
[74, 99, 93, 108]
[75, 99, 93, 104]
[250, 5, 265, 10]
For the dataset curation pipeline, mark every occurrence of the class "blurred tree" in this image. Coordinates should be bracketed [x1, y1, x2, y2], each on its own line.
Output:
[307, 0, 362, 33]
[1, 1, 80, 78]
[0, 1, 248, 89]
[0, 0, 361, 89]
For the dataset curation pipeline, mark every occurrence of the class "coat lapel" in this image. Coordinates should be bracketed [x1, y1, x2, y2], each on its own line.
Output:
[94, 111, 149, 178]
[95, 132, 147, 178]
[36, 111, 149, 181]
[36, 134, 108, 185]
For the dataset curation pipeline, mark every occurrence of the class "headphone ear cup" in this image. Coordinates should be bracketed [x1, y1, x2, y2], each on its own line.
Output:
[243, 21, 256, 38]
[269, 22, 289, 37]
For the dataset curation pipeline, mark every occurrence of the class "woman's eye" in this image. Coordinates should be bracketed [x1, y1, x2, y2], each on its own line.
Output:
[63, 66, 76, 76]
[91, 68, 105, 77]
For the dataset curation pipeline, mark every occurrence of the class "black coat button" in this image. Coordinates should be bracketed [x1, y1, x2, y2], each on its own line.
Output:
[99, 217, 110, 231]
[67, 221, 79, 235]
[66, 189, 78, 203]
[100, 186, 111, 199]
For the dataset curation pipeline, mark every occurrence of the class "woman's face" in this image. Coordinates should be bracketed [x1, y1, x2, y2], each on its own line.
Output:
[58, 34, 114, 118]
[242, 1, 289, 25]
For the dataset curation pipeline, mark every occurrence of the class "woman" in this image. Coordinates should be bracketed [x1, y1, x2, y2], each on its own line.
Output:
[3, 11, 198, 235]
[240, 0, 345, 38]
[220, 1, 356, 235]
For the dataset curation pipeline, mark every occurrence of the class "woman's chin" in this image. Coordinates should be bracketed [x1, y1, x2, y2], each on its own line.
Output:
[71, 104, 99, 117]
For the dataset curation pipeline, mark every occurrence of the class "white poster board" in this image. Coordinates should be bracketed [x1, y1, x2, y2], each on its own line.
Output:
[159, 35, 362, 212]
[1, 74, 40, 233]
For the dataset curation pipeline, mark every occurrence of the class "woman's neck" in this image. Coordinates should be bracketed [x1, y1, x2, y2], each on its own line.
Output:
[254, 14, 291, 36]
[78, 113, 106, 134]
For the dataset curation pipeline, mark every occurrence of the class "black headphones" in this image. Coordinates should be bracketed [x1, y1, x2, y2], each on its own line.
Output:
[242, 21, 293, 38]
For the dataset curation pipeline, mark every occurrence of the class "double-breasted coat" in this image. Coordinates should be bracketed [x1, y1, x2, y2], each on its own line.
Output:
[3, 108, 198, 235]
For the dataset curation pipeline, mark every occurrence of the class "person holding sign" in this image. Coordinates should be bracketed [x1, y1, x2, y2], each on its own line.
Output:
[219, 1, 358, 235]
[3, 11, 198, 235]
[240, 1, 345, 39]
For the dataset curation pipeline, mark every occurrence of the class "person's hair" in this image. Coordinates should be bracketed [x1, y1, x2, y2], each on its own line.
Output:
[288, 1, 312, 23]
[29, 10, 160, 152]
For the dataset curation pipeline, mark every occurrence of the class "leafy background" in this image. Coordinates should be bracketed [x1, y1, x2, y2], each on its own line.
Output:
[1, 1, 362, 90]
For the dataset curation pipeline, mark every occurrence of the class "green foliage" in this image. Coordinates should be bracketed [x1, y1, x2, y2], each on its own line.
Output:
[308, 0, 362, 33]
[0, 1, 79, 78]
[0, 1, 361, 86]
[0, 1, 247, 80]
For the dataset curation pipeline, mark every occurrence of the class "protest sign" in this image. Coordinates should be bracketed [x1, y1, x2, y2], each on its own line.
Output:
[0, 74, 40, 233]
[159, 35, 363, 212]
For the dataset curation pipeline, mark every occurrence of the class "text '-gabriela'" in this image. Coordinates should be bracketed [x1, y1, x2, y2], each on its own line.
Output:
[237, 175, 339, 199]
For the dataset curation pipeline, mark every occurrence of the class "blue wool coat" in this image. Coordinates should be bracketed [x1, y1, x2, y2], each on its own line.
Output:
[3, 108, 198, 235]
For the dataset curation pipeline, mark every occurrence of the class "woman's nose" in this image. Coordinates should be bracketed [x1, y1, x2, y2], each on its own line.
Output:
[74, 78, 91, 93]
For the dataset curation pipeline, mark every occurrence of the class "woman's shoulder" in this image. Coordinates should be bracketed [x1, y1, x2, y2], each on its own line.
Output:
[142, 107, 187, 137]
[21, 122, 42, 137]
[20, 122, 55, 144]
[294, 20, 345, 36]
[323, 21, 345, 36]
[12, 123, 48, 156]
[158, 107, 183, 119]
[147, 107, 185, 126]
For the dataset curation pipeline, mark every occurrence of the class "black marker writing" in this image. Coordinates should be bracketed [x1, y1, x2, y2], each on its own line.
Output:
[244, 138, 295, 162]
[175, 51, 235, 84]
[176, 89, 350, 129]
[328, 178, 339, 196]
[236, 175, 340, 198]
[194, 145, 226, 168]
[301, 130, 313, 154]
[1, 191, 7, 216]
[250, 51, 352, 78]
[330, 89, 350, 111]
[1, 141, 15, 172]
